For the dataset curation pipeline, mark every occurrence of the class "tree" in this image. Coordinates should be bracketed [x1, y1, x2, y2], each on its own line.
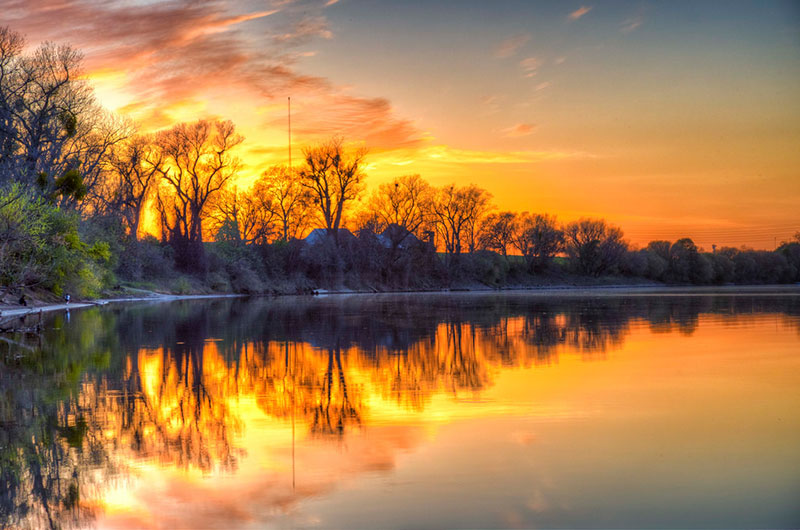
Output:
[0, 28, 121, 201]
[371, 174, 432, 232]
[430, 183, 492, 258]
[478, 211, 517, 258]
[298, 137, 367, 244]
[462, 185, 492, 253]
[100, 134, 163, 240]
[513, 213, 564, 272]
[646, 240, 671, 262]
[564, 218, 627, 276]
[63, 111, 131, 212]
[210, 186, 276, 245]
[156, 119, 243, 273]
[254, 165, 311, 242]
[0, 183, 110, 295]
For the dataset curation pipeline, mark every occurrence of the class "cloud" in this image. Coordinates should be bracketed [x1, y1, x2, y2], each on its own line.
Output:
[620, 14, 644, 33]
[502, 123, 536, 138]
[568, 6, 592, 20]
[534, 81, 551, 91]
[2, 0, 424, 150]
[275, 93, 423, 150]
[420, 145, 593, 164]
[273, 15, 333, 44]
[494, 33, 531, 58]
[519, 56, 541, 78]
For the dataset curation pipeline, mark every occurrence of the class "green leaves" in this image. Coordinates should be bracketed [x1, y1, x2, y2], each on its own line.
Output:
[0, 184, 112, 296]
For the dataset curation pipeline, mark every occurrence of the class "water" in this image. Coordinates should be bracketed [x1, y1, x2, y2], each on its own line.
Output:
[1, 292, 799, 529]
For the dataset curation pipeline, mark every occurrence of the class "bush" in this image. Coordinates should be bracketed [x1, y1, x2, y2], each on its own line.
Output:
[0, 185, 113, 296]
[116, 236, 175, 281]
[564, 218, 627, 276]
[226, 258, 264, 293]
[172, 277, 193, 294]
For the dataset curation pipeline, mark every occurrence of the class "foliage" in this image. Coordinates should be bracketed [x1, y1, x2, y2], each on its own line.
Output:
[0, 184, 111, 296]
[1, 27, 798, 298]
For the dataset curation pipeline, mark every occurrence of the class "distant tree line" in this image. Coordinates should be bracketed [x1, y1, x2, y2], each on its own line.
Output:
[1, 26, 798, 297]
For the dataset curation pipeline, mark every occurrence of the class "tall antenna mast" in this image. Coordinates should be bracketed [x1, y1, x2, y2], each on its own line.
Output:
[288, 96, 292, 173]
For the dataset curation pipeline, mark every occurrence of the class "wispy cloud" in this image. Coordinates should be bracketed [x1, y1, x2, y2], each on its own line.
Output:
[2, 0, 424, 150]
[568, 6, 592, 20]
[422, 145, 593, 164]
[494, 33, 531, 58]
[273, 15, 333, 44]
[519, 56, 541, 78]
[620, 13, 644, 33]
[502, 123, 536, 138]
[480, 94, 502, 114]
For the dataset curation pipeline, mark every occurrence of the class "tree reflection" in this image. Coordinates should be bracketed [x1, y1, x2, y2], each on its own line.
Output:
[1, 309, 117, 529]
[1, 293, 798, 528]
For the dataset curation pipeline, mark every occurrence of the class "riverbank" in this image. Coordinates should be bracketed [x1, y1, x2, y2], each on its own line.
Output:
[0, 291, 244, 320]
[3, 283, 799, 322]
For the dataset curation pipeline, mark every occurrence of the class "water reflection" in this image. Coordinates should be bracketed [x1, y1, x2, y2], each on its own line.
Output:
[1, 293, 798, 528]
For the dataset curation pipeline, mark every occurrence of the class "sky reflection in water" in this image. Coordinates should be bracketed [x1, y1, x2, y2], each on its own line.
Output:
[1, 293, 799, 529]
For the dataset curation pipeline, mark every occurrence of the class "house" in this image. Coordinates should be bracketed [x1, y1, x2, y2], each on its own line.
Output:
[303, 228, 357, 246]
[378, 224, 422, 250]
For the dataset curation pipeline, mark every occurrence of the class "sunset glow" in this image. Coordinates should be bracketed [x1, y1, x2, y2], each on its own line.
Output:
[4, 0, 798, 248]
[87, 311, 800, 529]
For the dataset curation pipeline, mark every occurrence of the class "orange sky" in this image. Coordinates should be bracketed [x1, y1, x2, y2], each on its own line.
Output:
[5, 0, 799, 249]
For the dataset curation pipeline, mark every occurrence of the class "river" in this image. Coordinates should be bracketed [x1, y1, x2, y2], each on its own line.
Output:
[1, 292, 798, 528]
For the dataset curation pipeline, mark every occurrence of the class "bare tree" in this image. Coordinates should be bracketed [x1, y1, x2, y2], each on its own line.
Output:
[210, 186, 276, 245]
[156, 120, 243, 271]
[367, 174, 432, 246]
[371, 174, 431, 233]
[513, 213, 564, 272]
[254, 165, 311, 241]
[97, 133, 162, 239]
[0, 27, 25, 186]
[462, 185, 492, 253]
[430, 183, 492, 257]
[478, 211, 517, 258]
[298, 137, 367, 244]
[0, 27, 128, 205]
[564, 218, 627, 276]
[0, 32, 94, 192]
[64, 111, 131, 212]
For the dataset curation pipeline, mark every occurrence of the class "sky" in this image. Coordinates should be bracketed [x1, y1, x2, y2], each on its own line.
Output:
[3, 0, 799, 249]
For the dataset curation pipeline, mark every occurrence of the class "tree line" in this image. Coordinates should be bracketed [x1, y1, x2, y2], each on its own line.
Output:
[1, 27, 799, 297]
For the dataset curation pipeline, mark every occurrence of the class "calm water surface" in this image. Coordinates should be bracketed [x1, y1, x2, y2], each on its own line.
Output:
[1, 292, 799, 529]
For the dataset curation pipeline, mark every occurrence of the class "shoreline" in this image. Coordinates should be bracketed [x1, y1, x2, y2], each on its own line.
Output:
[2, 283, 799, 321]
[0, 292, 244, 320]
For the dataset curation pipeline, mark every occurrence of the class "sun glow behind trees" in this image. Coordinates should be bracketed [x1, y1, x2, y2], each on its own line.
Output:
[5, 0, 800, 250]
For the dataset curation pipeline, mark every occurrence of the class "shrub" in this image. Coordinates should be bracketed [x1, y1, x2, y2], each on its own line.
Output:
[116, 236, 175, 281]
[0, 185, 113, 296]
